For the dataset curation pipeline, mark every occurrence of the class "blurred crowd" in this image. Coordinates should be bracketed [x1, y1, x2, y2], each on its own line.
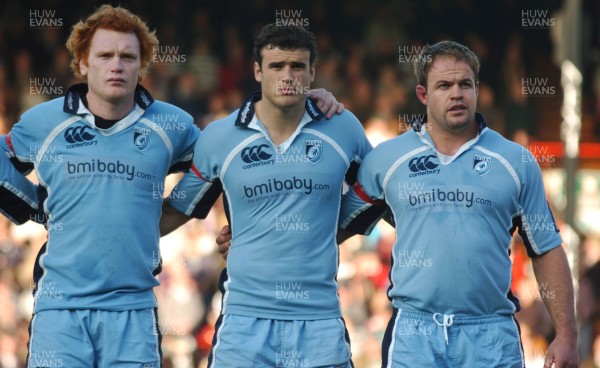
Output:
[0, 0, 600, 367]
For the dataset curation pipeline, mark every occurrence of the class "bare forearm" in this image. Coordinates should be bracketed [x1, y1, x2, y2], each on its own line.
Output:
[160, 202, 192, 236]
[531, 246, 577, 337]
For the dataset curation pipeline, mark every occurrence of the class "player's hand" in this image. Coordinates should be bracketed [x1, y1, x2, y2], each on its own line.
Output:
[543, 332, 578, 368]
[307, 88, 344, 119]
[216, 225, 232, 259]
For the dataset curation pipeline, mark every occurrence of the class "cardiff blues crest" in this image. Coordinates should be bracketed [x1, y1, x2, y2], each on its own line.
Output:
[473, 154, 491, 176]
[134, 127, 151, 151]
[305, 139, 322, 164]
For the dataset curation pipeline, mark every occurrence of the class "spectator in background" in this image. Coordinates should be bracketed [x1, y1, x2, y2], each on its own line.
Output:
[188, 38, 220, 99]
[199, 93, 230, 128]
[14, 50, 46, 113]
[477, 82, 505, 136]
[171, 70, 206, 124]
[505, 76, 538, 144]
[349, 77, 374, 123]
[593, 64, 600, 139]
[313, 53, 345, 98]
[218, 43, 247, 93]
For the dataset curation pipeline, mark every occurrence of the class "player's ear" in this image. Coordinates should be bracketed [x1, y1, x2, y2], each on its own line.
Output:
[79, 58, 88, 78]
[416, 85, 427, 105]
[254, 61, 262, 83]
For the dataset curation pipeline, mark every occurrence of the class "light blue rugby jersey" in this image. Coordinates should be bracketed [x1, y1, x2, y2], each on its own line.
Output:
[0, 84, 199, 312]
[170, 92, 372, 320]
[340, 113, 562, 316]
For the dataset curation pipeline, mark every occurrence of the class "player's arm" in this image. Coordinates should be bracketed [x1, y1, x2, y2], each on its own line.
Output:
[159, 166, 222, 236]
[531, 246, 578, 368]
[336, 227, 356, 244]
[337, 115, 390, 244]
[339, 181, 389, 240]
[160, 123, 223, 236]
[337, 210, 394, 245]
[160, 201, 193, 236]
[160, 112, 220, 236]
[215, 225, 232, 259]
[307, 88, 344, 119]
[0, 135, 39, 224]
[516, 149, 577, 367]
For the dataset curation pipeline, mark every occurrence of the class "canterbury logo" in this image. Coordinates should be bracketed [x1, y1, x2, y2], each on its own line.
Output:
[408, 155, 439, 172]
[241, 144, 273, 163]
[64, 126, 96, 143]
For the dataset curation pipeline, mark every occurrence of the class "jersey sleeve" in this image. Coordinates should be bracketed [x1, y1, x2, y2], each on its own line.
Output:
[340, 149, 389, 235]
[168, 113, 201, 174]
[3, 108, 42, 173]
[0, 138, 38, 224]
[344, 112, 372, 186]
[515, 150, 562, 257]
[167, 124, 223, 218]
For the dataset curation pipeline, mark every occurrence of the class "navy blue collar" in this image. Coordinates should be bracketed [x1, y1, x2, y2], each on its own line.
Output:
[234, 91, 325, 127]
[63, 83, 154, 114]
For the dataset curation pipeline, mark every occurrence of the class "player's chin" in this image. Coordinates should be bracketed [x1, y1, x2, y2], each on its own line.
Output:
[105, 86, 135, 100]
[277, 94, 305, 105]
[447, 111, 474, 125]
[445, 118, 471, 131]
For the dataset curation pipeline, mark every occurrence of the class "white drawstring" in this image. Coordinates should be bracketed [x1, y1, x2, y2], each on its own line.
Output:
[432, 313, 454, 345]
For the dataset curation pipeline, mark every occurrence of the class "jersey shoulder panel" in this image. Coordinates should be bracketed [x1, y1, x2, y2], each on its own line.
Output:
[196, 111, 244, 150]
[143, 100, 200, 168]
[145, 100, 194, 123]
[365, 131, 420, 165]
[19, 97, 70, 132]
[356, 131, 424, 196]
[476, 129, 537, 179]
[202, 110, 239, 133]
[328, 109, 363, 129]
[478, 129, 525, 158]
[315, 109, 364, 139]
[10, 98, 72, 159]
